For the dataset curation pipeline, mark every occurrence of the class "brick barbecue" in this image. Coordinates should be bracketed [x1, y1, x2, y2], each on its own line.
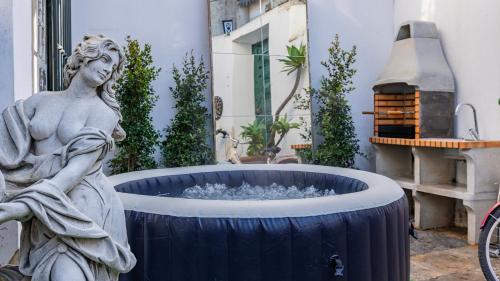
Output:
[365, 21, 455, 139]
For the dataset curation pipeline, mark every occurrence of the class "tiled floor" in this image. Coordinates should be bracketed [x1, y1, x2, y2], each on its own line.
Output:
[410, 228, 485, 281]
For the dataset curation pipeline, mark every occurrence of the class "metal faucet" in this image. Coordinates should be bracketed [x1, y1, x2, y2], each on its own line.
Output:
[455, 103, 480, 140]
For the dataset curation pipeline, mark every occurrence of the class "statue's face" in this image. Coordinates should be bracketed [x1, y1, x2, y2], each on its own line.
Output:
[80, 50, 119, 87]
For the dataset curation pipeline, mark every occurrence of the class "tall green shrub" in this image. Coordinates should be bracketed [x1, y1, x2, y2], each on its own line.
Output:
[161, 53, 214, 167]
[311, 35, 361, 168]
[109, 37, 160, 174]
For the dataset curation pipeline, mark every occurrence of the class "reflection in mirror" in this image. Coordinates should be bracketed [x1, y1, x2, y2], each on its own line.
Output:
[210, 0, 310, 164]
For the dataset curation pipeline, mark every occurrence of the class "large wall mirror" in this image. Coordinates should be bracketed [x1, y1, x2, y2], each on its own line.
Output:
[210, 0, 311, 164]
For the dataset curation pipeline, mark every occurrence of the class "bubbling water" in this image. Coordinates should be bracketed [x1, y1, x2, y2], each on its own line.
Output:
[172, 182, 336, 200]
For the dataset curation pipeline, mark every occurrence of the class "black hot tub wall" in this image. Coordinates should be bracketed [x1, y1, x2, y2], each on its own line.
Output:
[117, 169, 409, 281]
[120, 197, 409, 281]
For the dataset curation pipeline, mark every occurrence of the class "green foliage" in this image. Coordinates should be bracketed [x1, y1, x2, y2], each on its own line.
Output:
[310, 34, 361, 168]
[267, 43, 307, 150]
[270, 115, 300, 147]
[293, 88, 313, 142]
[271, 115, 300, 136]
[277, 43, 307, 75]
[109, 37, 160, 174]
[292, 91, 314, 164]
[240, 119, 266, 156]
[296, 147, 314, 163]
[161, 52, 214, 167]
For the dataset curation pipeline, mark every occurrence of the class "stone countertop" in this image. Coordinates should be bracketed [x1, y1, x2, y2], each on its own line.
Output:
[370, 136, 500, 149]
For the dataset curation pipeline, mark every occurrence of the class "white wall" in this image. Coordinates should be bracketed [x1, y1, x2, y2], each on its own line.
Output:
[307, 0, 395, 170]
[394, 0, 500, 141]
[0, 0, 15, 111]
[12, 0, 32, 101]
[0, 0, 33, 111]
[71, 0, 213, 160]
[0, 0, 32, 265]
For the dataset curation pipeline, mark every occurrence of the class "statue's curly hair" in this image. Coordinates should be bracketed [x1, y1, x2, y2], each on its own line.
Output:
[63, 34, 126, 141]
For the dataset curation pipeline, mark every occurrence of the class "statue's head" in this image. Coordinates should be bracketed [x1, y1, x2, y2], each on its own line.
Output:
[64, 35, 126, 141]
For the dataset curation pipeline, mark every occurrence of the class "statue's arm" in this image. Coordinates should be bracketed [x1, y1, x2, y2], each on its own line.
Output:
[51, 108, 119, 194]
[0, 148, 103, 223]
[0, 139, 112, 225]
[51, 149, 103, 194]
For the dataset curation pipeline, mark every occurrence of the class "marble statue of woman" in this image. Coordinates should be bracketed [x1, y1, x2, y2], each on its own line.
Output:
[0, 35, 136, 281]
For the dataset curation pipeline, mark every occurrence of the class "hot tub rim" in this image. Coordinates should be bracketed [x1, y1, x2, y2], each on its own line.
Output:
[110, 164, 404, 218]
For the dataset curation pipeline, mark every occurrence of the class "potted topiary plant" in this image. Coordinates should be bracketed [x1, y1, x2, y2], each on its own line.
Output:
[109, 37, 161, 174]
[161, 52, 214, 167]
[311, 34, 361, 168]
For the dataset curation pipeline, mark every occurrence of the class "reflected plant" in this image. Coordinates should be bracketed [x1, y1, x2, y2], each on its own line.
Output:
[267, 43, 307, 148]
[270, 115, 300, 148]
[279, 43, 307, 75]
[240, 120, 266, 156]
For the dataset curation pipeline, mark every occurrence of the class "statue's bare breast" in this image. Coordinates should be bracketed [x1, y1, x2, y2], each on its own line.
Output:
[28, 93, 117, 155]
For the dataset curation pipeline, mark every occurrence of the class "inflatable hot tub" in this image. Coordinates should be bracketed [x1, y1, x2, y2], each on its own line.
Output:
[111, 164, 409, 281]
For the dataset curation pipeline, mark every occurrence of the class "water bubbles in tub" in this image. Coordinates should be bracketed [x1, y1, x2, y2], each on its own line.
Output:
[172, 182, 336, 200]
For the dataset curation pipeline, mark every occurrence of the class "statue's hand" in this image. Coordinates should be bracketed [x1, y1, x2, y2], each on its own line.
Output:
[0, 202, 31, 224]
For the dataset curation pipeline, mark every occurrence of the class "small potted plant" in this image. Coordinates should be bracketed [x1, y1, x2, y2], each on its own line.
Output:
[239, 120, 268, 163]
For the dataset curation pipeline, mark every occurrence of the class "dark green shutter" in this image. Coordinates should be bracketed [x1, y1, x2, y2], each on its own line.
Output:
[47, 0, 71, 91]
[252, 39, 272, 142]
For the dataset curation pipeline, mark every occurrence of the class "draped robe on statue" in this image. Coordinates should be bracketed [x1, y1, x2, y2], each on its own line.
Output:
[0, 101, 136, 281]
